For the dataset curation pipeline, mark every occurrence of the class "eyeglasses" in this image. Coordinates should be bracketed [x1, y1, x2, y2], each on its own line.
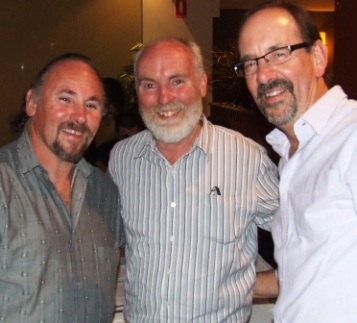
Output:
[234, 42, 310, 77]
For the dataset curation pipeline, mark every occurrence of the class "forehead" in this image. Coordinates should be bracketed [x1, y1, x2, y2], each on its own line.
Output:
[44, 60, 104, 96]
[239, 8, 301, 52]
[137, 41, 194, 76]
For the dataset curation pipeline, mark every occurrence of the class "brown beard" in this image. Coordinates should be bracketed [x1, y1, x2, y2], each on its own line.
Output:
[256, 78, 297, 127]
[52, 122, 93, 163]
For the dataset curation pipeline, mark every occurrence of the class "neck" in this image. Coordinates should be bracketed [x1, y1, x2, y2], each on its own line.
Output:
[27, 126, 75, 208]
[278, 122, 299, 157]
[282, 82, 330, 158]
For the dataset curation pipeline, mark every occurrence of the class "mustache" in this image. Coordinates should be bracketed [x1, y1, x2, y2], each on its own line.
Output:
[153, 102, 185, 112]
[58, 122, 92, 135]
[257, 78, 294, 99]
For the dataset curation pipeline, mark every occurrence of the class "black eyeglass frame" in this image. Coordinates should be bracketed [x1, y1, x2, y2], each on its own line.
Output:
[234, 42, 310, 77]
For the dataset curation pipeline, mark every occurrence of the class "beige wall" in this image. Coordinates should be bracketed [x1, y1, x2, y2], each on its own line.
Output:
[142, 0, 218, 109]
[0, 0, 141, 147]
[142, 0, 218, 52]
[1, 0, 334, 147]
[221, 0, 334, 11]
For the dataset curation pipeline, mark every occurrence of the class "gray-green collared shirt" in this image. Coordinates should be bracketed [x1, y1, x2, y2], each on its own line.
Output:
[0, 130, 124, 322]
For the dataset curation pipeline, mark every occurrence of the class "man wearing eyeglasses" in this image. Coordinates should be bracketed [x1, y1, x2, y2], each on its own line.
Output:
[237, 1, 357, 322]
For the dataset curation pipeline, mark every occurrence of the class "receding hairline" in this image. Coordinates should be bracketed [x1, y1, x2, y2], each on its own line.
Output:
[134, 37, 206, 84]
[237, 0, 321, 49]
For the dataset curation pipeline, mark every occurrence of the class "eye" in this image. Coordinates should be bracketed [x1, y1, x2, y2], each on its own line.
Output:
[172, 78, 185, 86]
[270, 48, 289, 61]
[244, 60, 257, 72]
[141, 81, 156, 90]
[59, 96, 71, 103]
[86, 102, 100, 110]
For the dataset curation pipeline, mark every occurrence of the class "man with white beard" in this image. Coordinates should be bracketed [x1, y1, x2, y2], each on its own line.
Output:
[108, 37, 279, 322]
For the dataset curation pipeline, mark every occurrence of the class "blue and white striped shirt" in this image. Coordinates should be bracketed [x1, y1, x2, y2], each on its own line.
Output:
[109, 117, 279, 322]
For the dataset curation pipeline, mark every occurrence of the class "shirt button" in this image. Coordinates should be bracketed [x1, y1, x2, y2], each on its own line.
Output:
[170, 236, 174, 242]
[170, 202, 176, 208]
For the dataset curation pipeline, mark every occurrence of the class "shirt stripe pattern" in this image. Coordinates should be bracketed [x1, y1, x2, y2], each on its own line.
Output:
[109, 117, 279, 322]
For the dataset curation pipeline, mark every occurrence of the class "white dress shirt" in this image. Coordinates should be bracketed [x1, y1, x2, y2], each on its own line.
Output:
[268, 86, 357, 322]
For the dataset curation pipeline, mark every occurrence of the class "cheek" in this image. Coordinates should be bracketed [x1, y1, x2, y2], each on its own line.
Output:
[176, 87, 198, 105]
[245, 78, 258, 98]
[138, 91, 157, 108]
[33, 109, 59, 129]
[87, 113, 102, 132]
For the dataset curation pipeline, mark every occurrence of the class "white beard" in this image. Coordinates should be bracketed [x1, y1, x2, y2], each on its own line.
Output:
[140, 99, 203, 144]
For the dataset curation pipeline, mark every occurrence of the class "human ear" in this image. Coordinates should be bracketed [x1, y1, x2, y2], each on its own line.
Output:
[199, 72, 208, 97]
[25, 90, 37, 117]
[312, 40, 328, 78]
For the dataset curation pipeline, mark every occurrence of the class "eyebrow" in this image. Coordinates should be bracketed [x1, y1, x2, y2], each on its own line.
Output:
[169, 74, 187, 81]
[138, 73, 187, 84]
[87, 95, 102, 103]
[58, 88, 76, 96]
[138, 76, 155, 84]
[57, 89, 102, 103]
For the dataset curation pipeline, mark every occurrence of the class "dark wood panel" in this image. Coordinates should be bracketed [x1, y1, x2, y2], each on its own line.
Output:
[334, 0, 357, 99]
[210, 104, 279, 164]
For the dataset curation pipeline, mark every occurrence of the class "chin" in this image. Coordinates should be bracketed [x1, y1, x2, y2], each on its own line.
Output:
[151, 125, 189, 144]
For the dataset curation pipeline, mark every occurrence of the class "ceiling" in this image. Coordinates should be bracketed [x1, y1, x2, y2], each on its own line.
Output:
[221, 0, 335, 11]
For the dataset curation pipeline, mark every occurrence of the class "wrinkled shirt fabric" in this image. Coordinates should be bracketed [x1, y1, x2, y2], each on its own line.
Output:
[0, 130, 124, 322]
[268, 86, 357, 322]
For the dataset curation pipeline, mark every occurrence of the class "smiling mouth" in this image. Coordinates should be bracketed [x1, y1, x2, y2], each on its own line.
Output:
[258, 78, 294, 103]
[265, 88, 285, 98]
[158, 110, 179, 118]
[62, 128, 83, 137]
[58, 122, 90, 138]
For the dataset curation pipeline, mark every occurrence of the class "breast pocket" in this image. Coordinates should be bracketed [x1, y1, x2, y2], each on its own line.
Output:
[205, 193, 244, 244]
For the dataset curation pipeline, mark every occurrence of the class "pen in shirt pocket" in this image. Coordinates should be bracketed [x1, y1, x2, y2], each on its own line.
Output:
[210, 186, 221, 196]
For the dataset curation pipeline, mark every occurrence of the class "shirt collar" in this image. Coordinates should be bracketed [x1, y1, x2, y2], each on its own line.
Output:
[17, 128, 91, 177]
[196, 115, 212, 158]
[267, 85, 346, 158]
[299, 85, 345, 134]
[17, 129, 41, 174]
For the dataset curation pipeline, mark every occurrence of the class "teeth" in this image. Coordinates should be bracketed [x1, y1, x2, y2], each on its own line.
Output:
[63, 129, 82, 136]
[159, 110, 176, 117]
[266, 89, 284, 97]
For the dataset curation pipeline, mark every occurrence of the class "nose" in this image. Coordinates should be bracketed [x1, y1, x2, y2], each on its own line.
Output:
[158, 86, 173, 105]
[255, 59, 277, 84]
[70, 103, 87, 124]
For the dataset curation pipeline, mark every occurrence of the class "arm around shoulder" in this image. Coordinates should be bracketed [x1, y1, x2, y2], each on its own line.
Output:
[254, 269, 279, 299]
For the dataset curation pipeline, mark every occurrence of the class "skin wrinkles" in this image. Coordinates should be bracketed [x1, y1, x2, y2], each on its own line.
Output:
[238, 7, 326, 137]
[257, 78, 297, 126]
[136, 40, 207, 160]
[26, 60, 105, 166]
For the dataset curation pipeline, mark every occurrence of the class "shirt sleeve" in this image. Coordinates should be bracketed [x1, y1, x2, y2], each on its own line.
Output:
[346, 151, 357, 215]
[255, 148, 280, 230]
